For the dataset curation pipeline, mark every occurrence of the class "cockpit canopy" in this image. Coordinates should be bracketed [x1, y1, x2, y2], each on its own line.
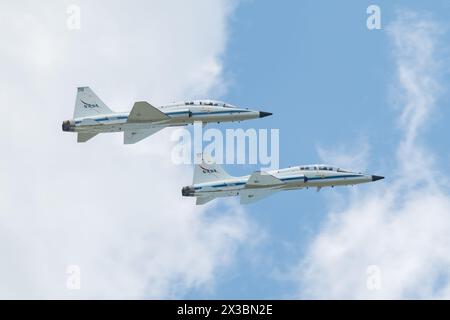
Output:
[163, 100, 238, 109]
[298, 164, 353, 173]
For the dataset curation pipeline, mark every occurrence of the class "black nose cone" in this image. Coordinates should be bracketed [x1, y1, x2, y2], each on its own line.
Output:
[259, 111, 273, 118]
[372, 175, 385, 182]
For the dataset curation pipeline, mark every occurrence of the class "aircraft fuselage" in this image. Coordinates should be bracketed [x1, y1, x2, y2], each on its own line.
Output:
[183, 164, 384, 203]
[63, 103, 267, 134]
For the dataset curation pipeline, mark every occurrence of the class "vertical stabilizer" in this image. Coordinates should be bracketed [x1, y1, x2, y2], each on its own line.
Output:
[193, 158, 234, 184]
[74, 87, 114, 118]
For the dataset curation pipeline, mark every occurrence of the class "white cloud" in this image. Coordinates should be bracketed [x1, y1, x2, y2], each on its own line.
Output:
[294, 11, 450, 299]
[0, 0, 252, 299]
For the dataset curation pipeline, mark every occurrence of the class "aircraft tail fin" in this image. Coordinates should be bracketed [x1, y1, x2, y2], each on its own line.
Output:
[193, 158, 234, 185]
[74, 87, 114, 118]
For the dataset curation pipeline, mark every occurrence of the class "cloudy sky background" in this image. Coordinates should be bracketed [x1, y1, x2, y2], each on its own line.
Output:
[1, 0, 450, 299]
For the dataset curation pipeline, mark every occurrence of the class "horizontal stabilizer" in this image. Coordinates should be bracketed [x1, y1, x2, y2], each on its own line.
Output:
[240, 189, 277, 204]
[196, 196, 216, 205]
[124, 127, 163, 144]
[77, 132, 98, 143]
[246, 171, 282, 187]
[127, 101, 169, 123]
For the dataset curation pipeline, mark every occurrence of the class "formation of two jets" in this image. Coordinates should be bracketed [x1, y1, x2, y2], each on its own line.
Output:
[63, 87, 384, 205]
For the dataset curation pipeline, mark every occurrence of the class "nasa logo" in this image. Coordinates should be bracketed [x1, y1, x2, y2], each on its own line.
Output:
[81, 100, 100, 109]
[200, 165, 218, 174]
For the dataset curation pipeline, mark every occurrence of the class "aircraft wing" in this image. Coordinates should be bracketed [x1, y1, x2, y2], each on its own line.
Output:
[240, 189, 277, 204]
[124, 127, 163, 144]
[246, 171, 283, 187]
[77, 132, 98, 143]
[127, 101, 170, 123]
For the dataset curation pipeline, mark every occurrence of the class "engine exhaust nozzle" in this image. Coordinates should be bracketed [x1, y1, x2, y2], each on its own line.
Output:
[62, 120, 74, 132]
[182, 186, 195, 197]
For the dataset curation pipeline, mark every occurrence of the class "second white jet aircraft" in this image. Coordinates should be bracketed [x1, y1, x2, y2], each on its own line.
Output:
[62, 87, 272, 144]
[182, 160, 384, 205]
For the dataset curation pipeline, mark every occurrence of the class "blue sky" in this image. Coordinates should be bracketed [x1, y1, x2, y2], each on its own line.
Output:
[185, 0, 450, 299]
[2, 0, 450, 299]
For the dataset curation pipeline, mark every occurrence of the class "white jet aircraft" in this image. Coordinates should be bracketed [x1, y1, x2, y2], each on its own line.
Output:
[182, 160, 384, 205]
[62, 87, 272, 144]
